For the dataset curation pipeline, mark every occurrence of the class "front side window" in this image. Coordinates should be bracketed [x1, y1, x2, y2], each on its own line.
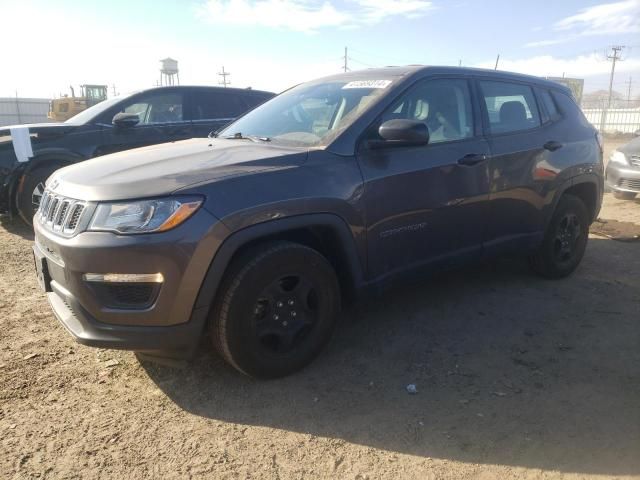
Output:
[218, 79, 393, 147]
[122, 93, 183, 125]
[379, 78, 474, 144]
[480, 81, 540, 134]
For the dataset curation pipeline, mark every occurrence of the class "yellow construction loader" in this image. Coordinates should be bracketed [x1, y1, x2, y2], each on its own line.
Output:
[48, 85, 108, 122]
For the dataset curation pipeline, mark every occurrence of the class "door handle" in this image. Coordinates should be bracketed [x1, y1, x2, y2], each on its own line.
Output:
[457, 153, 487, 166]
[543, 141, 563, 152]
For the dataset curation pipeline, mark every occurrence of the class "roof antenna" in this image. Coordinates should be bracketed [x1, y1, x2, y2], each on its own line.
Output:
[494, 54, 500, 70]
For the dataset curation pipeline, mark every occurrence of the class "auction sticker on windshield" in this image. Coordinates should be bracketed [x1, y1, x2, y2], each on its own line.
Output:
[342, 80, 392, 89]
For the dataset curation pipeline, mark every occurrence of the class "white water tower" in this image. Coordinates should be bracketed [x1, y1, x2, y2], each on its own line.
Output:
[160, 58, 179, 86]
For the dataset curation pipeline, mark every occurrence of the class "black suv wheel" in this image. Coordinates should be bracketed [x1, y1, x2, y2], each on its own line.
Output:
[17, 164, 61, 224]
[530, 194, 589, 278]
[210, 241, 340, 378]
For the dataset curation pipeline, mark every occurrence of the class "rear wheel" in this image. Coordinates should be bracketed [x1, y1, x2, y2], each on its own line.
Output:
[613, 191, 637, 200]
[16, 164, 62, 224]
[210, 241, 340, 378]
[530, 194, 589, 279]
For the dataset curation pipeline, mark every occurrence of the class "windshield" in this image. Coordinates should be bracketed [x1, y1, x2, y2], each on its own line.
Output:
[64, 93, 133, 125]
[218, 79, 393, 147]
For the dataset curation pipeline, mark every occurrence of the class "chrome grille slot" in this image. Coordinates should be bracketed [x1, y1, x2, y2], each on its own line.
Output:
[65, 204, 85, 232]
[630, 155, 640, 167]
[47, 198, 59, 223]
[37, 190, 87, 236]
[54, 201, 70, 229]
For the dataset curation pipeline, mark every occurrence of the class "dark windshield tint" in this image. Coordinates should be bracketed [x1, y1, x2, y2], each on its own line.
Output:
[218, 80, 393, 147]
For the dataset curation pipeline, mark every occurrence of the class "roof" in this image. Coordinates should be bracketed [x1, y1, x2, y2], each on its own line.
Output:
[313, 65, 571, 93]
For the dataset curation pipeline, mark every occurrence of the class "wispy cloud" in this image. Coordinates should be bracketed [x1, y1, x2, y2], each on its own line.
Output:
[475, 52, 640, 78]
[525, 0, 640, 47]
[197, 0, 434, 33]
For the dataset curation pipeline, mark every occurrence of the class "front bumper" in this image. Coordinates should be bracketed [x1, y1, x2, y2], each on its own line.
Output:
[605, 162, 640, 193]
[33, 207, 228, 358]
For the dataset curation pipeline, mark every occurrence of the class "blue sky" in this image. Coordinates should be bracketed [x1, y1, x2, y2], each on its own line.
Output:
[1, 0, 639, 98]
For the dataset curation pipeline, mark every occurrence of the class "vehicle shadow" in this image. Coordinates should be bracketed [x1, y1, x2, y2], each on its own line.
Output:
[0, 215, 34, 240]
[141, 237, 640, 475]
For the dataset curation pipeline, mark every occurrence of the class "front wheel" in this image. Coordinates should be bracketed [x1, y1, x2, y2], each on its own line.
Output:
[210, 241, 341, 378]
[16, 164, 62, 224]
[530, 194, 589, 279]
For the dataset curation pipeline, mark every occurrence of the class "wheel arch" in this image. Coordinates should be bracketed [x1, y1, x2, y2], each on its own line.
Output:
[193, 214, 366, 318]
[547, 174, 601, 229]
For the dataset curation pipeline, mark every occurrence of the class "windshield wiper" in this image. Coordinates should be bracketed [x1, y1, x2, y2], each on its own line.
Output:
[221, 132, 270, 142]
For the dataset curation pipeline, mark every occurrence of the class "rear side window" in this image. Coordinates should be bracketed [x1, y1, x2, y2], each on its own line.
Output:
[243, 94, 271, 110]
[538, 89, 560, 123]
[480, 81, 540, 134]
[193, 91, 249, 120]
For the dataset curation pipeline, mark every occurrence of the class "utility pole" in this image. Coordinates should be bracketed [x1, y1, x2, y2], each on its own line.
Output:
[343, 47, 349, 72]
[218, 66, 231, 88]
[494, 54, 500, 70]
[625, 76, 633, 102]
[602, 45, 624, 132]
[111, 84, 117, 97]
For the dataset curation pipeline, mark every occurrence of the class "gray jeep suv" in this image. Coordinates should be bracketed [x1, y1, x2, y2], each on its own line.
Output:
[33, 66, 603, 378]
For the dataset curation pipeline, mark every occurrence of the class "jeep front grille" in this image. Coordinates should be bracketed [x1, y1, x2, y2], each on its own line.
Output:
[38, 191, 87, 235]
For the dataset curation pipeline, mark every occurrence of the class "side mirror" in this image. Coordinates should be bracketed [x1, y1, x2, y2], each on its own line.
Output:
[372, 119, 429, 148]
[112, 112, 140, 128]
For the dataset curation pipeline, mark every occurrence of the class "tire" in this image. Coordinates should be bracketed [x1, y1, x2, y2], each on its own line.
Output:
[210, 241, 341, 379]
[530, 194, 589, 279]
[16, 164, 62, 225]
[613, 191, 637, 200]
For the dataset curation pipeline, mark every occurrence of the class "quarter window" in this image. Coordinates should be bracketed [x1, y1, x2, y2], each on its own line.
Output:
[381, 78, 474, 144]
[480, 81, 540, 133]
[122, 93, 183, 124]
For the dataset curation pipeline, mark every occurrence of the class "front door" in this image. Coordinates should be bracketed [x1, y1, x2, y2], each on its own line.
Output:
[97, 90, 191, 157]
[356, 77, 491, 281]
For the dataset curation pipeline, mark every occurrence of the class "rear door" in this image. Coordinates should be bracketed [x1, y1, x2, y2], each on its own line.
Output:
[357, 77, 491, 280]
[478, 79, 549, 254]
[97, 89, 189, 156]
[189, 89, 251, 138]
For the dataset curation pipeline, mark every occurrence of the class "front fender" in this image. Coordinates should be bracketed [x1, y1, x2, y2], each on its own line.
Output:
[192, 213, 366, 314]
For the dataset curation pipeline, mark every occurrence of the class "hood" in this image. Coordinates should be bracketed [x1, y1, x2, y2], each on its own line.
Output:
[618, 136, 640, 156]
[48, 137, 308, 201]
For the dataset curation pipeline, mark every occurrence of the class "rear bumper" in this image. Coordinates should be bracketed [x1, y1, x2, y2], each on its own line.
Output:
[606, 162, 640, 193]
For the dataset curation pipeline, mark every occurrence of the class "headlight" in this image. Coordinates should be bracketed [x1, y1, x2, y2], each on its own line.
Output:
[89, 196, 202, 234]
[609, 150, 628, 166]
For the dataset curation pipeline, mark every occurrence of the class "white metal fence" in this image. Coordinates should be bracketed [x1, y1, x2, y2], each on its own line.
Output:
[582, 107, 640, 134]
[0, 97, 51, 127]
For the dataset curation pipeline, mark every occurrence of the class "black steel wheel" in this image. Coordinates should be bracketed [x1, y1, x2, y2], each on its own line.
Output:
[530, 194, 589, 279]
[210, 241, 340, 378]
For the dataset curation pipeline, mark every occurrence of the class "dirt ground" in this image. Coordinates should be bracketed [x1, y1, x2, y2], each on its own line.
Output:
[1, 162, 640, 478]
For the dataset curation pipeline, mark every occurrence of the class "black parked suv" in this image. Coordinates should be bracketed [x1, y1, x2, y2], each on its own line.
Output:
[32, 67, 603, 378]
[0, 86, 274, 223]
